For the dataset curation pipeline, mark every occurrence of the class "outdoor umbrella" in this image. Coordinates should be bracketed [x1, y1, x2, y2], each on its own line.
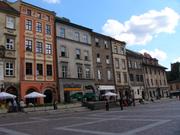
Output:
[24, 92, 46, 98]
[104, 92, 117, 97]
[0, 92, 16, 100]
[24, 92, 46, 111]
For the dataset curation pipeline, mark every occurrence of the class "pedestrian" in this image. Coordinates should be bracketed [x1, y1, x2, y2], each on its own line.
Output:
[53, 100, 58, 110]
[8, 101, 12, 113]
[105, 99, 109, 111]
[20, 99, 25, 112]
[13, 99, 17, 112]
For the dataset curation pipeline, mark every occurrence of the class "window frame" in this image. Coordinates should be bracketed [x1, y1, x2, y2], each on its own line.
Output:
[5, 62, 14, 76]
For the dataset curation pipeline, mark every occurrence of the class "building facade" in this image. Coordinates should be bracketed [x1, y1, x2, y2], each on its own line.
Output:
[92, 32, 115, 98]
[11, 1, 57, 103]
[111, 39, 130, 98]
[126, 49, 145, 100]
[142, 53, 169, 99]
[0, 1, 20, 97]
[56, 17, 95, 103]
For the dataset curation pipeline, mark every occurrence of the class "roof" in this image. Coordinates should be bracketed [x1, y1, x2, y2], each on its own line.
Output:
[111, 37, 126, 45]
[126, 49, 143, 58]
[56, 16, 92, 32]
[0, 1, 19, 16]
[142, 63, 167, 69]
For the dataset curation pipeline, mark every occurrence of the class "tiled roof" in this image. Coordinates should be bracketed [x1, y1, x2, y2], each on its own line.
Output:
[0, 1, 19, 15]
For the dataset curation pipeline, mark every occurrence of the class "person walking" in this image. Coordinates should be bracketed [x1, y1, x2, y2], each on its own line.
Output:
[13, 99, 17, 112]
[105, 99, 109, 111]
[20, 99, 25, 112]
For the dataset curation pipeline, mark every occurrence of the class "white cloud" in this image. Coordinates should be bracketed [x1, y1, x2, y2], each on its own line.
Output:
[173, 57, 180, 63]
[139, 49, 167, 61]
[102, 7, 180, 45]
[43, 0, 60, 4]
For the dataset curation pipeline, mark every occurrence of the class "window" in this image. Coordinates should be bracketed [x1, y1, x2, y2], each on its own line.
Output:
[26, 62, 32, 75]
[106, 55, 110, 64]
[76, 49, 81, 59]
[85, 66, 91, 79]
[95, 38, 99, 47]
[25, 39, 32, 52]
[117, 72, 121, 82]
[60, 28, 65, 38]
[123, 72, 127, 83]
[26, 20, 32, 31]
[140, 75, 143, 82]
[83, 34, 88, 43]
[77, 65, 83, 79]
[37, 12, 41, 19]
[36, 22, 42, 33]
[122, 59, 126, 69]
[27, 9, 31, 16]
[128, 61, 132, 68]
[84, 50, 89, 61]
[134, 62, 137, 69]
[74, 32, 80, 41]
[115, 58, 119, 68]
[104, 41, 109, 49]
[46, 44, 52, 55]
[147, 79, 149, 86]
[151, 79, 153, 85]
[60, 46, 66, 57]
[6, 37, 14, 50]
[97, 70, 101, 80]
[5, 62, 14, 76]
[6, 16, 15, 29]
[46, 15, 50, 22]
[149, 68, 152, 74]
[137, 89, 140, 95]
[45, 24, 51, 35]
[120, 47, 125, 54]
[36, 41, 43, 53]
[37, 64, 43, 76]
[130, 74, 134, 81]
[46, 64, 52, 76]
[114, 46, 118, 53]
[62, 63, 68, 78]
[136, 75, 140, 82]
[96, 53, 100, 63]
[107, 70, 111, 80]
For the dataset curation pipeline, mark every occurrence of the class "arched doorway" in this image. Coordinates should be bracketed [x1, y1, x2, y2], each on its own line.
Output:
[25, 89, 37, 105]
[6, 86, 18, 98]
[44, 89, 53, 103]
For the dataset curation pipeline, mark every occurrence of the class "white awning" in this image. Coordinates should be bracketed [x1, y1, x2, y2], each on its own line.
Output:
[98, 85, 115, 91]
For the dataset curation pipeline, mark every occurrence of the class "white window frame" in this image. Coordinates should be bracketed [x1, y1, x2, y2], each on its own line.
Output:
[5, 62, 14, 76]
[6, 37, 14, 50]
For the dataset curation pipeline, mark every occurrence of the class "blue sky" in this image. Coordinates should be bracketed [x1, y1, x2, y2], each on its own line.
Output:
[11, 0, 180, 70]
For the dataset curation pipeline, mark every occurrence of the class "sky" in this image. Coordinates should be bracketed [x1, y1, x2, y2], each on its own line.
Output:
[10, 0, 180, 70]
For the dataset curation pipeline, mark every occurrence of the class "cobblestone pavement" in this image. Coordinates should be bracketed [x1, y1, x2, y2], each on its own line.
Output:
[0, 98, 180, 135]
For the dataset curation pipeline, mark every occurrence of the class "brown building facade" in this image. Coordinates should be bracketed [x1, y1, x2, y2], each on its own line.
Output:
[92, 32, 115, 98]
[142, 53, 169, 99]
[126, 49, 145, 100]
[111, 39, 129, 98]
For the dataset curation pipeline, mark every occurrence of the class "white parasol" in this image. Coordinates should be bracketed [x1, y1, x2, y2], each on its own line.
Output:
[0, 92, 16, 100]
